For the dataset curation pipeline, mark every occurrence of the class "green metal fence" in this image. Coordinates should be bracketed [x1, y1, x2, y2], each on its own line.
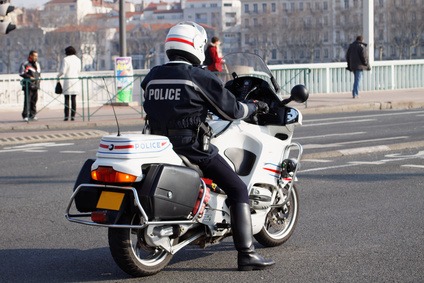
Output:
[19, 74, 146, 121]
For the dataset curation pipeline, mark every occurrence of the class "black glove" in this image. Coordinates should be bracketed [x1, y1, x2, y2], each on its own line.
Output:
[253, 100, 269, 114]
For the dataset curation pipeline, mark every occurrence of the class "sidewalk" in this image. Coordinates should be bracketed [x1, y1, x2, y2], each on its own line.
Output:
[0, 88, 423, 143]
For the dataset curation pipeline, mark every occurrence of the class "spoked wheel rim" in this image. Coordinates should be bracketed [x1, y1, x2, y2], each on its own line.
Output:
[129, 228, 170, 266]
[264, 186, 298, 239]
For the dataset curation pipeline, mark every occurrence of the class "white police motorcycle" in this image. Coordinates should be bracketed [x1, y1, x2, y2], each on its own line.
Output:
[65, 52, 309, 277]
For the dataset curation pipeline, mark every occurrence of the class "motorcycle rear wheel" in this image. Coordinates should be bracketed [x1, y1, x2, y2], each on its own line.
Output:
[254, 184, 299, 247]
[108, 214, 174, 277]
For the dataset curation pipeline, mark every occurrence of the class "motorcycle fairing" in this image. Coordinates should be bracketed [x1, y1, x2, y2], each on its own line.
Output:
[223, 147, 256, 176]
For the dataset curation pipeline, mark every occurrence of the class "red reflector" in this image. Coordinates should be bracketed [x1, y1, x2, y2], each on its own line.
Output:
[91, 211, 108, 223]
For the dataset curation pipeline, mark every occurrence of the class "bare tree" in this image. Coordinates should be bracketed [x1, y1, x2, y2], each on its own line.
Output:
[0, 27, 45, 74]
[386, 0, 424, 59]
[126, 23, 170, 69]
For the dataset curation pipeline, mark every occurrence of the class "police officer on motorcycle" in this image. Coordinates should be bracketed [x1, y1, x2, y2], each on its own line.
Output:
[141, 21, 274, 271]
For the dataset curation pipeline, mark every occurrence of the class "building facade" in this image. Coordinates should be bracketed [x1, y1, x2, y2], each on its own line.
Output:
[0, 0, 423, 74]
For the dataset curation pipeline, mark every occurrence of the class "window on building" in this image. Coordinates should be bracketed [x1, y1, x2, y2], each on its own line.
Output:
[283, 3, 287, 11]
[378, 29, 384, 40]
[306, 18, 312, 27]
[291, 3, 295, 12]
[324, 32, 328, 42]
[391, 46, 396, 57]
[315, 49, 320, 59]
[315, 2, 320, 10]
[411, 47, 417, 56]
[271, 3, 276, 12]
[411, 12, 416, 20]
[324, 2, 328, 10]
[224, 3, 232, 7]
[244, 18, 249, 26]
[324, 49, 329, 58]
[263, 3, 267, 12]
[272, 49, 277, 59]
[253, 18, 258, 26]
[299, 2, 304, 11]
[211, 3, 217, 7]
[253, 4, 258, 12]
[344, 0, 349, 9]
[244, 4, 249, 13]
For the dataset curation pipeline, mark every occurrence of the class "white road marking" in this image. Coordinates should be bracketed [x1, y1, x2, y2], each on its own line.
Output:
[348, 161, 386, 165]
[294, 132, 366, 140]
[385, 151, 424, 158]
[304, 136, 409, 149]
[339, 145, 391, 155]
[301, 159, 333, 163]
[302, 164, 355, 172]
[302, 119, 375, 127]
[0, 142, 75, 153]
[304, 110, 424, 123]
[401, 164, 424, 169]
[302, 150, 424, 172]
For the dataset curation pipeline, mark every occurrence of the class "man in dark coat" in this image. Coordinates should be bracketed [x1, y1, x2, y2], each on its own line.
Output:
[19, 50, 41, 121]
[346, 35, 371, 98]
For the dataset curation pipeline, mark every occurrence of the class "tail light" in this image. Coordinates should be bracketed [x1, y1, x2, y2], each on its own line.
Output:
[91, 210, 108, 223]
[91, 166, 137, 183]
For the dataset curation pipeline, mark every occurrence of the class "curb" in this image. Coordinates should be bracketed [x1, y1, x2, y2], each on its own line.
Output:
[301, 101, 424, 114]
[0, 130, 109, 146]
[0, 118, 144, 132]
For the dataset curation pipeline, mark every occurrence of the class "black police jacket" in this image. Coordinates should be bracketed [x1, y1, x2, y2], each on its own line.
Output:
[141, 61, 255, 163]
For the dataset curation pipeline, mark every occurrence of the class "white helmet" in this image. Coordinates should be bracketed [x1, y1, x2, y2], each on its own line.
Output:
[165, 21, 207, 65]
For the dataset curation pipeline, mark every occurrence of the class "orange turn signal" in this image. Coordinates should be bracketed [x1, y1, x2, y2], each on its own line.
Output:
[91, 166, 137, 183]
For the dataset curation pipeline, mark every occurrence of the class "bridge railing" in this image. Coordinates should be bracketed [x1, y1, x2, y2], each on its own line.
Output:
[270, 59, 424, 94]
[1, 59, 423, 116]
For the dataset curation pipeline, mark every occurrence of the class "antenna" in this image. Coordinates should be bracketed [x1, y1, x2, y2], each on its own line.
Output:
[102, 78, 121, 136]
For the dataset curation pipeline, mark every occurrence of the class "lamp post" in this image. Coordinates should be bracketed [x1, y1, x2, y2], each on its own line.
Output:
[363, 0, 374, 66]
[119, 0, 127, 57]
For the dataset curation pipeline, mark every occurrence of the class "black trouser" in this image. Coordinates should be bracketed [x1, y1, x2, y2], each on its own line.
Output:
[64, 94, 76, 118]
[22, 89, 38, 119]
[198, 154, 250, 206]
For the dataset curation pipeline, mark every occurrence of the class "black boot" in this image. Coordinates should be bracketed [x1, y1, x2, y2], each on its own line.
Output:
[230, 202, 275, 271]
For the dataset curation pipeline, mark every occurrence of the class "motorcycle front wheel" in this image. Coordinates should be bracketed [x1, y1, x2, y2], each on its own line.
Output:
[108, 214, 174, 277]
[254, 184, 299, 247]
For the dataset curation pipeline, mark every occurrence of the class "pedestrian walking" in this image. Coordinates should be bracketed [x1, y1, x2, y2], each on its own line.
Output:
[346, 35, 371, 98]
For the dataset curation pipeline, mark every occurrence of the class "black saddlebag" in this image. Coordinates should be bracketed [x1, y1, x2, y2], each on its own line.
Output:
[139, 164, 201, 220]
[73, 159, 101, 212]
